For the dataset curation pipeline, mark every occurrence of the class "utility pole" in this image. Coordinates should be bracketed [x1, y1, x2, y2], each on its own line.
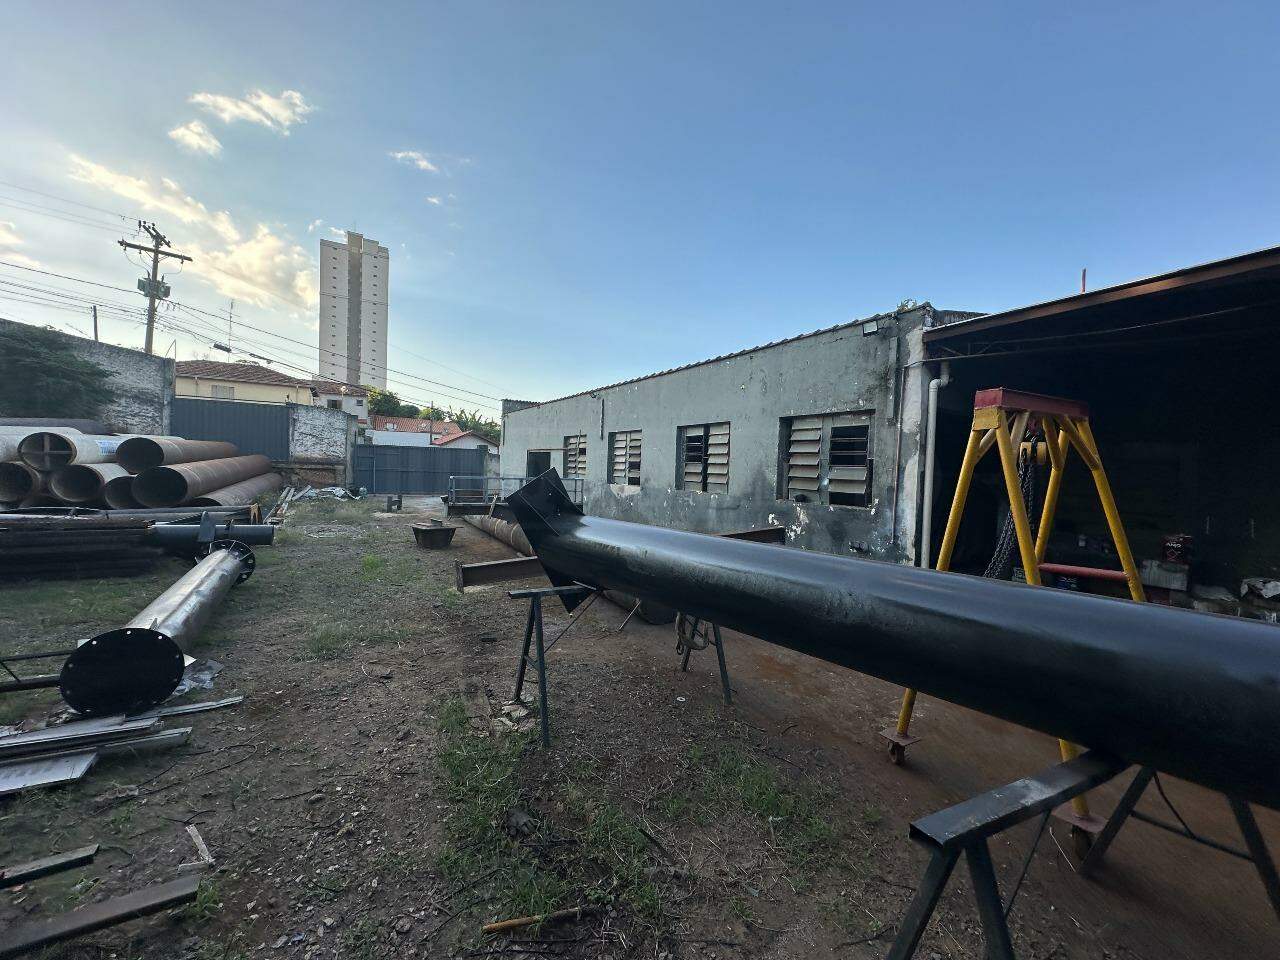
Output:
[91, 305, 99, 342]
[119, 222, 191, 354]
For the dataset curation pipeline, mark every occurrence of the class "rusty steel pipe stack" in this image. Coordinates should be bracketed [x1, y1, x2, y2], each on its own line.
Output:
[103, 474, 144, 509]
[0, 461, 45, 502]
[131, 454, 274, 507]
[188, 471, 283, 506]
[115, 437, 239, 473]
[49, 463, 131, 504]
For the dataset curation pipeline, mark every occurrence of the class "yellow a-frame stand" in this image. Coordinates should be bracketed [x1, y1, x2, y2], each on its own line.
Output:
[881, 388, 1146, 845]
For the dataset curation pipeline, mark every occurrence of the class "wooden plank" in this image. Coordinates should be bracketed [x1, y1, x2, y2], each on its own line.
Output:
[132, 696, 244, 719]
[0, 844, 99, 889]
[0, 874, 201, 959]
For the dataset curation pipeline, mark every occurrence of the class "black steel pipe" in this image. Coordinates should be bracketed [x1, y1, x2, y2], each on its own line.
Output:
[508, 471, 1280, 811]
[103, 474, 144, 509]
[144, 522, 275, 549]
[59, 541, 256, 714]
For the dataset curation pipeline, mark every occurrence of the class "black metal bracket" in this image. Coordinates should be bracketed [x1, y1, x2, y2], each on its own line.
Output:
[676, 617, 733, 706]
[510, 585, 593, 747]
[1080, 766, 1280, 920]
[887, 751, 1129, 960]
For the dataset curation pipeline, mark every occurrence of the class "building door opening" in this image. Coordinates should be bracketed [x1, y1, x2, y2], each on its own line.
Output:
[526, 450, 552, 476]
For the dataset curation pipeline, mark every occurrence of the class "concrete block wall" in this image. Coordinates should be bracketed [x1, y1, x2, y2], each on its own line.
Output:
[287, 402, 356, 485]
[0, 318, 175, 434]
[500, 306, 935, 562]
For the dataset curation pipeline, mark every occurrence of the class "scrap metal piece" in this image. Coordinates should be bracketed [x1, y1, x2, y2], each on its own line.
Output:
[507, 470, 1280, 811]
[0, 844, 99, 889]
[0, 873, 201, 959]
[0, 751, 96, 797]
[59, 542, 255, 715]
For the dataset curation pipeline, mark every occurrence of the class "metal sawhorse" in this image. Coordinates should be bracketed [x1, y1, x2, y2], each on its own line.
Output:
[887, 752, 1280, 959]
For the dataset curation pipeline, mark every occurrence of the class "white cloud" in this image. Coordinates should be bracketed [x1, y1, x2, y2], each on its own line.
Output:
[168, 120, 222, 156]
[328, 227, 346, 238]
[66, 153, 315, 311]
[187, 224, 317, 311]
[69, 155, 241, 243]
[425, 196, 442, 206]
[190, 89, 314, 134]
[0, 221, 41, 269]
[307, 218, 323, 233]
[390, 150, 440, 173]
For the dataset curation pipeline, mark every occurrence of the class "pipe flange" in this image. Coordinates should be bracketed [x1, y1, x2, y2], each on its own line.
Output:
[60, 627, 185, 716]
[203, 539, 256, 583]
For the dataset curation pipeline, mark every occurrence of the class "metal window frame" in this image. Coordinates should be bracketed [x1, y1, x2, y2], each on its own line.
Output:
[607, 429, 642, 485]
[562, 433, 587, 478]
[677, 421, 730, 493]
[779, 411, 874, 508]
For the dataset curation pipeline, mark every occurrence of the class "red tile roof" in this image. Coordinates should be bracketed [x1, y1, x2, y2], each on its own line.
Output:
[433, 430, 496, 447]
[372, 416, 460, 434]
[176, 360, 311, 387]
[310, 379, 368, 397]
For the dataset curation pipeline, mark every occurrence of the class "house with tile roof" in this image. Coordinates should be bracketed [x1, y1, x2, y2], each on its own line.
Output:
[366, 415, 461, 447]
[175, 360, 315, 405]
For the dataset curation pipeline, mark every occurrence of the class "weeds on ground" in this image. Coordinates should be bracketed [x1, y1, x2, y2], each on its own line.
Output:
[180, 879, 223, 922]
[299, 621, 409, 661]
[433, 699, 670, 938]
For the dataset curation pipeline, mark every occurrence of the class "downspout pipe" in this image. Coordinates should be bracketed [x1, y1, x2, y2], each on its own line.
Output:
[918, 361, 951, 568]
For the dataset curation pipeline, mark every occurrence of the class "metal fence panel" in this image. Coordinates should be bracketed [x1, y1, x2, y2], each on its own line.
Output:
[172, 398, 291, 461]
[353, 444, 487, 494]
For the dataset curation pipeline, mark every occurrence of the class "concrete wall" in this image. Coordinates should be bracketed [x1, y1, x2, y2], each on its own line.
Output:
[287, 403, 356, 485]
[0, 318, 174, 433]
[177, 375, 312, 405]
[501, 306, 935, 562]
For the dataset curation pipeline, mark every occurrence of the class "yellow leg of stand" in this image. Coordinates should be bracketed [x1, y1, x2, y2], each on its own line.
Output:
[1034, 424, 1070, 565]
[892, 426, 985, 745]
[1078, 420, 1147, 603]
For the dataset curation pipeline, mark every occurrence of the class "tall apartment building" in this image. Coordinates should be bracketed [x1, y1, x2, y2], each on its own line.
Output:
[318, 231, 389, 388]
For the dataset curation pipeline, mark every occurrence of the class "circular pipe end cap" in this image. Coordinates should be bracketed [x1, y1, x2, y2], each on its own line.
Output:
[59, 627, 185, 716]
[199, 539, 256, 583]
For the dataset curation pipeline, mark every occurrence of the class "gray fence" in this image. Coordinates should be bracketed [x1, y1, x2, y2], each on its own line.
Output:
[353, 443, 487, 494]
[171, 398, 291, 461]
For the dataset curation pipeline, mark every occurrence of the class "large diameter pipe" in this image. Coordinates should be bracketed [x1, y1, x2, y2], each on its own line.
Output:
[132, 455, 273, 507]
[508, 471, 1280, 811]
[0, 462, 45, 501]
[49, 463, 131, 503]
[59, 541, 256, 714]
[18, 431, 127, 469]
[116, 437, 239, 473]
[188, 471, 283, 507]
[0, 419, 97, 433]
[103, 474, 144, 509]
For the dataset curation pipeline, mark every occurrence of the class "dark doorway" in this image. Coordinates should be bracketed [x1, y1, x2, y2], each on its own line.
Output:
[526, 450, 552, 476]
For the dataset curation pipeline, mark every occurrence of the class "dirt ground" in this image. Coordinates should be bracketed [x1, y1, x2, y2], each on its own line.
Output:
[0, 497, 1275, 959]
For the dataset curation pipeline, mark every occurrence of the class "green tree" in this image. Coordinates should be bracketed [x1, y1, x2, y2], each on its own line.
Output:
[0, 323, 117, 418]
[365, 387, 402, 417]
[398, 403, 420, 418]
[417, 405, 449, 421]
[449, 407, 501, 444]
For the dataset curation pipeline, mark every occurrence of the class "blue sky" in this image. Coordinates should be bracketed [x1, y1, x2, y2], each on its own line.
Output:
[1, 2, 1277, 415]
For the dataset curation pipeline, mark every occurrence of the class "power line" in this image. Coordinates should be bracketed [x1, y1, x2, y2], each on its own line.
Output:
[120, 222, 191, 355]
[0, 179, 138, 220]
[0, 257, 507, 407]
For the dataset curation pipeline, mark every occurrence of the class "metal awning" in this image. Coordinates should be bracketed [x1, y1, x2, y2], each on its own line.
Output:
[925, 244, 1280, 358]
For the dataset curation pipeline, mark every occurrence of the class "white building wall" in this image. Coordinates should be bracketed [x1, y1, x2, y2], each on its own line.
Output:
[316, 232, 389, 389]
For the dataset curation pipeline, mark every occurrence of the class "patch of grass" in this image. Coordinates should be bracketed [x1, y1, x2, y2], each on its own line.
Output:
[340, 917, 384, 959]
[433, 698, 671, 934]
[181, 879, 223, 922]
[861, 804, 885, 829]
[301, 623, 358, 661]
[659, 743, 837, 880]
[359, 553, 387, 580]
